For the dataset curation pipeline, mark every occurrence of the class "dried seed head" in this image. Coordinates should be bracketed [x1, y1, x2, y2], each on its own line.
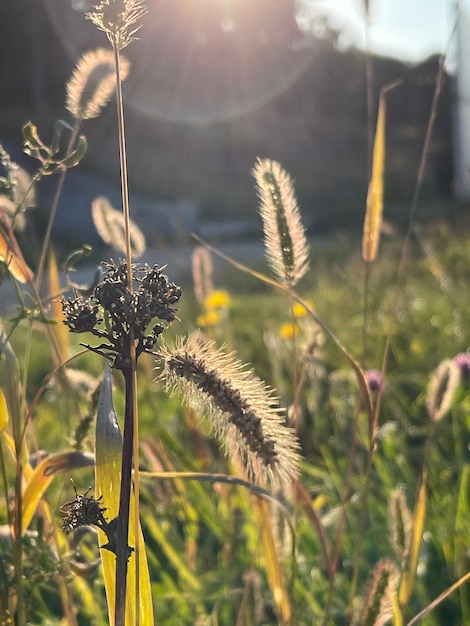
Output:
[62, 261, 181, 367]
[62, 290, 101, 333]
[62, 488, 107, 533]
[358, 558, 399, 626]
[66, 49, 130, 120]
[253, 158, 309, 286]
[159, 332, 300, 487]
[426, 359, 461, 422]
[87, 0, 147, 50]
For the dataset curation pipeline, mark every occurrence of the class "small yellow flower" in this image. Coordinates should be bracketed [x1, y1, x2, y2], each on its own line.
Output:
[197, 310, 221, 328]
[279, 322, 298, 340]
[292, 299, 314, 318]
[205, 289, 231, 310]
[410, 339, 423, 355]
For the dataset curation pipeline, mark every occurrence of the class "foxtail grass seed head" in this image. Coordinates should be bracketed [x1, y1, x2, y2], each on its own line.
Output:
[389, 488, 412, 562]
[253, 158, 309, 286]
[192, 246, 214, 306]
[426, 358, 461, 422]
[159, 332, 300, 487]
[66, 49, 130, 120]
[87, 0, 147, 50]
[357, 558, 399, 626]
[91, 195, 146, 257]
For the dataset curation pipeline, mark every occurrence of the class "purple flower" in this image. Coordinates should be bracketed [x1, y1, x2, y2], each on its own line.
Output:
[365, 369, 385, 393]
[454, 352, 470, 379]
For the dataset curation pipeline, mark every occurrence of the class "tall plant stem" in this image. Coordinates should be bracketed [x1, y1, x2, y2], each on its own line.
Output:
[113, 44, 133, 284]
[112, 40, 140, 626]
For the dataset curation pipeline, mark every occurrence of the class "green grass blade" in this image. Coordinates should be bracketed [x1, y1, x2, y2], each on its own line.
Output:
[95, 364, 154, 625]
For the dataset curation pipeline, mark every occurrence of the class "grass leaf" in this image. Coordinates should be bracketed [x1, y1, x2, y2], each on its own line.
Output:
[363, 94, 386, 263]
[95, 364, 154, 625]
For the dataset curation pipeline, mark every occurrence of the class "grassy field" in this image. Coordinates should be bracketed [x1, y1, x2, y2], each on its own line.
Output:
[0, 2, 469, 625]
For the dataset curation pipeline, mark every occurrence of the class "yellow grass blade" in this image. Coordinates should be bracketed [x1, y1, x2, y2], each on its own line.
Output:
[48, 250, 69, 362]
[399, 471, 427, 605]
[95, 365, 154, 625]
[0, 227, 33, 283]
[363, 94, 386, 262]
[253, 498, 291, 625]
[0, 389, 8, 433]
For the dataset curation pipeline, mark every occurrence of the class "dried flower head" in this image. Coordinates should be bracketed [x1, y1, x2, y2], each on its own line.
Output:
[66, 49, 130, 120]
[62, 260, 181, 368]
[62, 488, 107, 533]
[92, 196, 145, 257]
[159, 332, 300, 487]
[357, 558, 399, 626]
[426, 358, 461, 422]
[62, 487, 133, 560]
[87, 0, 147, 50]
[253, 158, 309, 286]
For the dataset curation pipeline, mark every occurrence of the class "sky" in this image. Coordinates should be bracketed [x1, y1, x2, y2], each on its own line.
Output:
[300, 0, 460, 63]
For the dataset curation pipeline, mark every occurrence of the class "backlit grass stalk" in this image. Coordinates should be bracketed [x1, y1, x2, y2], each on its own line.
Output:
[86, 2, 146, 623]
[253, 158, 309, 450]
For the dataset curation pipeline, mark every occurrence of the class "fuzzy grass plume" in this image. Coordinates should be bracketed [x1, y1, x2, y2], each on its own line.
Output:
[426, 358, 461, 422]
[253, 158, 309, 286]
[66, 48, 130, 120]
[192, 245, 214, 306]
[91, 195, 145, 257]
[389, 488, 412, 562]
[159, 332, 300, 487]
[357, 558, 399, 626]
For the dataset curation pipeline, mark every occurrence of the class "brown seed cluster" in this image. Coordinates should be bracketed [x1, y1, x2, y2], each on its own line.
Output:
[62, 260, 181, 369]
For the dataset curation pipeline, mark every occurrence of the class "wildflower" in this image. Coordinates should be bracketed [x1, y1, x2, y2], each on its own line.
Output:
[279, 322, 298, 340]
[66, 49, 130, 120]
[253, 158, 309, 287]
[159, 332, 300, 487]
[365, 369, 385, 393]
[454, 352, 470, 379]
[205, 289, 231, 310]
[196, 309, 221, 329]
[426, 358, 461, 422]
[292, 300, 313, 318]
